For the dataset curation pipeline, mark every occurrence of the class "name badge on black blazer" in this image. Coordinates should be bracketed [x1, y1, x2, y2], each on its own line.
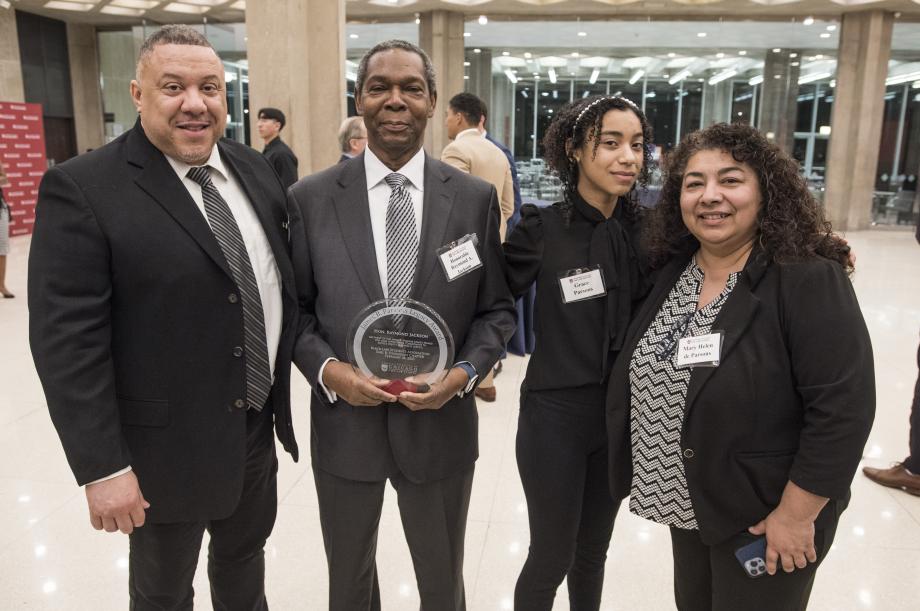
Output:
[437, 234, 482, 282]
[676, 331, 724, 368]
[559, 266, 607, 303]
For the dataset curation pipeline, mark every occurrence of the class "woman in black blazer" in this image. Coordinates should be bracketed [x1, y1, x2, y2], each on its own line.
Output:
[606, 123, 874, 610]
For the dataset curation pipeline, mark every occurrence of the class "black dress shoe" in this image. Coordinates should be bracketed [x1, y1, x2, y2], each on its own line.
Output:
[863, 462, 920, 496]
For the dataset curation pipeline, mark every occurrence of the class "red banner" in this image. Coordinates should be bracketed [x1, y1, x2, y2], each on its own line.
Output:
[0, 101, 47, 237]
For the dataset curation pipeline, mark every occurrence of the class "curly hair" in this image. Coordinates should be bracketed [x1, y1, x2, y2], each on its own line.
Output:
[542, 95, 654, 223]
[644, 122, 851, 272]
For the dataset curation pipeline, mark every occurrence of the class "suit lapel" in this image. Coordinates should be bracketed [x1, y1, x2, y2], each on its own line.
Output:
[412, 155, 454, 300]
[683, 253, 767, 417]
[218, 140, 296, 302]
[127, 124, 233, 280]
[333, 156, 385, 302]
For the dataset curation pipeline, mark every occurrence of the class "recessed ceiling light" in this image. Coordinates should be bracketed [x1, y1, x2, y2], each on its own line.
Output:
[100, 5, 145, 15]
[578, 31, 587, 37]
[502, 51, 510, 56]
[773, 48, 781, 53]
[571, 52, 579, 57]
[791, 62, 800, 66]
[111, 0, 159, 8]
[827, 24, 837, 31]
[524, 52, 532, 59]
[473, 48, 481, 54]
[803, 16, 814, 26]
[478, 15, 487, 25]
[790, 53, 798, 58]
[349, 34, 358, 39]
[716, 52, 725, 58]
[463, 61, 470, 66]
[162, 2, 210, 13]
[668, 52, 676, 58]
[463, 32, 471, 37]
[815, 54, 824, 59]
[738, 50, 747, 55]
[43, 1, 94, 10]
[697, 32, 707, 38]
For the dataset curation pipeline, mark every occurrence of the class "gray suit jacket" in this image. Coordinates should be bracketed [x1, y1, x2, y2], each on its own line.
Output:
[289, 152, 516, 484]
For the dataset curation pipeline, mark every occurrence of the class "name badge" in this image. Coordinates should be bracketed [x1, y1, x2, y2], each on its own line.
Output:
[676, 332, 723, 368]
[437, 234, 482, 282]
[559, 267, 607, 304]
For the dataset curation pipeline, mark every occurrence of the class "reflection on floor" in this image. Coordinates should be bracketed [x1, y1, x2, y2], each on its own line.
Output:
[1, 230, 919, 610]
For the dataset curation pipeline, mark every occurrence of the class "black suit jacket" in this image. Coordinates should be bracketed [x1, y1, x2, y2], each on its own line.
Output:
[607, 249, 875, 545]
[289, 152, 516, 484]
[263, 137, 298, 190]
[29, 121, 299, 523]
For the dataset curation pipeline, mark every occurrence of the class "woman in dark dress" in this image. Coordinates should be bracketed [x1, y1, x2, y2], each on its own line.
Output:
[503, 95, 653, 610]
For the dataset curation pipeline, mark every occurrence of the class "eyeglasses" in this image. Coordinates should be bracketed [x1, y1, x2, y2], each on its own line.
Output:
[654, 312, 694, 362]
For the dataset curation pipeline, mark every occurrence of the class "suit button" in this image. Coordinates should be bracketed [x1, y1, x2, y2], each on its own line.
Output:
[233, 399, 246, 409]
[683, 448, 695, 459]
[228, 293, 239, 303]
[233, 346, 244, 357]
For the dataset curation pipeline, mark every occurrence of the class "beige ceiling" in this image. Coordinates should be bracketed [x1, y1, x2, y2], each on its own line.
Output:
[4, 0, 920, 27]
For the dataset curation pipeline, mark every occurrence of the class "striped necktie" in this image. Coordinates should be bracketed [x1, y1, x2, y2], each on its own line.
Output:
[187, 165, 272, 411]
[384, 172, 418, 301]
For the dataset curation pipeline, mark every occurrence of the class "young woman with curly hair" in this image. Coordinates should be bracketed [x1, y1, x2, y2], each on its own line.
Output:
[503, 95, 653, 610]
[606, 123, 874, 610]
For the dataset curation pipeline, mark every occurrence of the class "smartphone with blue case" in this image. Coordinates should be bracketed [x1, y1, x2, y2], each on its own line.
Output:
[735, 537, 768, 578]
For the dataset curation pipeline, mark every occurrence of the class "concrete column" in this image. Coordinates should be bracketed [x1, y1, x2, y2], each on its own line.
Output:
[825, 10, 893, 231]
[419, 10, 465, 156]
[759, 49, 801, 153]
[467, 48, 491, 109]
[246, 0, 345, 175]
[0, 8, 25, 103]
[67, 23, 105, 152]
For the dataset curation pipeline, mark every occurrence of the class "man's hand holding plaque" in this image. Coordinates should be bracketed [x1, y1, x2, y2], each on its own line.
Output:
[346, 299, 456, 403]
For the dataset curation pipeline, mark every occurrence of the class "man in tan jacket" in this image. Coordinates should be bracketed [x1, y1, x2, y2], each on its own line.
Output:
[441, 92, 515, 402]
[442, 93, 515, 241]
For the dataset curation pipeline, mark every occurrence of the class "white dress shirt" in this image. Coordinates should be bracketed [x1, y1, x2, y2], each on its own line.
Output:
[88, 146, 283, 487]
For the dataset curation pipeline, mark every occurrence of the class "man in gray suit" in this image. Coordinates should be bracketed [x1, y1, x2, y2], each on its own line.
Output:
[288, 40, 515, 610]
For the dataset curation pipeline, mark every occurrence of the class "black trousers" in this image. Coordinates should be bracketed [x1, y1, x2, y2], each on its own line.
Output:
[514, 386, 618, 611]
[128, 406, 278, 611]
[669, 521, 837, 611]
[313, 463, 475, 611]
[904, 335, 920, 473]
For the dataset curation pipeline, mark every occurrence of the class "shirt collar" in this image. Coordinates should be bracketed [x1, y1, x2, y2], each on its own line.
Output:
[364, 145, 426, 192]
[165, 144, 228, 182]
[455, 128, 482, 140]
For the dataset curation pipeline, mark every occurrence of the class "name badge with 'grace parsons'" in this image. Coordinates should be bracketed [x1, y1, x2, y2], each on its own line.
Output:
[437, 234, 482, 282]
[676, 333, 722, 368]
[559, 267, 607, 303]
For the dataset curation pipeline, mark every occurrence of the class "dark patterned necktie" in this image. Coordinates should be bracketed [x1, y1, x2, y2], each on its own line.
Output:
[384, 172, 418, 300]
[187, 165, 272, 411]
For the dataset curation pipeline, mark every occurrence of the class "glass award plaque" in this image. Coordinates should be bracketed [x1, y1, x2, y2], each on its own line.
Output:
[347, 299, 454, 395]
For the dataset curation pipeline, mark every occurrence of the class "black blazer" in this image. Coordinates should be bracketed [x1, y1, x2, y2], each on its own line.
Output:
[29, 121, 299, 523]
[288, 153, 516, 484]
[263, 137, 298, 190]
[606, 249, 875, 545]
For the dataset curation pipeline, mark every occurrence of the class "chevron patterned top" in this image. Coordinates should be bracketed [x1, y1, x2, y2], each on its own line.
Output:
[628, 258, 739, 530]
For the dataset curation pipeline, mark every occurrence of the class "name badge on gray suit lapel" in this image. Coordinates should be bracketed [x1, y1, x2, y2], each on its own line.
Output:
[437, 233, 482, 282]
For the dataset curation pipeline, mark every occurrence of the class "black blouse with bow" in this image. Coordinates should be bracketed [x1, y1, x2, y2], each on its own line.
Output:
[503, 192, 649, 391]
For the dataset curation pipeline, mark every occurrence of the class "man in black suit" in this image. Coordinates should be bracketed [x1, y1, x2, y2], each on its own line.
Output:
[28, 25, 298, 609]
[257, 107, 299, 189]
[289, 40, 516, 610]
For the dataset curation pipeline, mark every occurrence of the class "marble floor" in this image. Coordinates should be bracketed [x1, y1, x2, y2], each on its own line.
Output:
[1, 229, 919, 610]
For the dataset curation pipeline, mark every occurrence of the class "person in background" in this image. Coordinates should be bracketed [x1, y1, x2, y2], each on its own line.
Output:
[607, 122, 874, 610]
[337, 115, 367, 163]
[504, 95, 652, 610]
[257, 106, 298, 189]
[442, 91, 515, 403]
[0, 160, 12, 298]
[479, 102, 522, 232]
[29, 26, 299, 608]
[863, 219, 920, 496]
